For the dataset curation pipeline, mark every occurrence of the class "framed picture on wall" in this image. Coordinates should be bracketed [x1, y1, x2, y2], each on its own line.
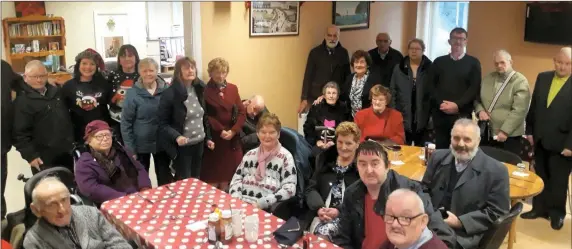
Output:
[14, 1, 46, 17]
[249, 1, 300, 37]
[93, 12, 129, 60]
[332, 1, 370, 31]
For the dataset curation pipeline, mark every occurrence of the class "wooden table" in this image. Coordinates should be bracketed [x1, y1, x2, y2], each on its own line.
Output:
[389, 146, 544, 249]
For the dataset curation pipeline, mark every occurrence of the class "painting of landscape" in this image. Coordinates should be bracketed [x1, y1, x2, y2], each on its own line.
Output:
[333, 1, 370, 31]
[250, 2, 300, 37]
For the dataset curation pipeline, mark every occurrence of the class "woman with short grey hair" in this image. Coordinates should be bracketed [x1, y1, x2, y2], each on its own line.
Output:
[121, 57, 172, 185]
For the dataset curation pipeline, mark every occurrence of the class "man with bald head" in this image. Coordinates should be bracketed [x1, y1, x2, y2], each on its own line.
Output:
[12, 60, 75, 174]
[368, 33, 404, 87]
[299, 25, 350, 114]
[384, 189, 448, 249]
[24, 176, 131, 249]
[522, 47, 572, 230]
[241, 95, 269, 151]
[474, 50, 530, 155]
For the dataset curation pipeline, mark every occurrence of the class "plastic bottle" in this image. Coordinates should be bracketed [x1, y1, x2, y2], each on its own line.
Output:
[425, 143, 436, 165]
[220, 210, 233, 244]
[208, 213, 220, 244]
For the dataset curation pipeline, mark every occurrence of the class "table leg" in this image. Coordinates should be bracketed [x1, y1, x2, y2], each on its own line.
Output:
[508, 200, 518, 249]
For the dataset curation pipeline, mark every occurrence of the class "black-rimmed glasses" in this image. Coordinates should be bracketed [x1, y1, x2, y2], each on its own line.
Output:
[383, 213, 424, 226]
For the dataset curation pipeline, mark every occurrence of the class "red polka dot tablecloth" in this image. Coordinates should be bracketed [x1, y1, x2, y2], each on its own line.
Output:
[100, 178, 339, 249]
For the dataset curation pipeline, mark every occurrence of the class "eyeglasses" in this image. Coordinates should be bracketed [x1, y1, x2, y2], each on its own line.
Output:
[94, 133, 112, 141]
[43, 195, 71, 212]
[27, 74, 48, 80]
[383, 213, 424, 226]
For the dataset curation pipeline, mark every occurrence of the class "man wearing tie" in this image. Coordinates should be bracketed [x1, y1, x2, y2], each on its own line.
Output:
[521, 47, 572, 230]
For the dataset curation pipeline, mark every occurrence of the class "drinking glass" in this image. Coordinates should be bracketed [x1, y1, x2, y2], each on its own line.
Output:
[244, 214, 259, 243]
[231, 209, 243, 236]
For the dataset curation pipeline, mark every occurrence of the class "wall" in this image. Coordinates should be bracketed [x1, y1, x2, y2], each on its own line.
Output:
[1, 2, 147, 68]
[467, 2, 563, 86]
[339, 2, 417, 56]
[200, 1, 332, 128]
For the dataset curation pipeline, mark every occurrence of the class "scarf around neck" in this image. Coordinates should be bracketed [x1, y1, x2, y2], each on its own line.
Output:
[256, 142, 282, 181]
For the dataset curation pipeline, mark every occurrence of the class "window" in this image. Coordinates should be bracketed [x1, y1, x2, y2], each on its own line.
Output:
[416, 2, 469, 60]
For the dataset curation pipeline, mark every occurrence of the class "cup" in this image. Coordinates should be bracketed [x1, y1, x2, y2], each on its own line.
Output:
[244, 214, 259, 243]
[231, 209, 243, 236]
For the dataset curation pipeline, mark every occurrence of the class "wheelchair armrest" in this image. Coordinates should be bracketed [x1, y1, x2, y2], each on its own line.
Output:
[70, 194, 83, 205]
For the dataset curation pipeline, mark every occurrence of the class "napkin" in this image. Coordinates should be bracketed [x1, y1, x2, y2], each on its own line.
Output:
[273, 216, 304, 246]
[186, 220, 207, 231]
[391, 161, 405, 165]
[512, 171, 529, 177]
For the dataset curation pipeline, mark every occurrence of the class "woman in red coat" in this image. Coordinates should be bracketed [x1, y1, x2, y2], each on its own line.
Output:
[202, 58, 246, 189]
[354, 85, 405, 144]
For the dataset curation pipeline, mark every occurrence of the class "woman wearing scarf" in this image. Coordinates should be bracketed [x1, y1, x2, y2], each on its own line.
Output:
[229, 113, 297, 210]
[75, 120, 151, 205]
[303, 121, 361, 240]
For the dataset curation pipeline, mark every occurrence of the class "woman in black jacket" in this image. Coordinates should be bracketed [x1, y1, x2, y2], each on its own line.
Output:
[389, 38, 433, 146]
[303, 81, 351, 156]
[157, 57, 214, 180]
[304, 121, 361, 240]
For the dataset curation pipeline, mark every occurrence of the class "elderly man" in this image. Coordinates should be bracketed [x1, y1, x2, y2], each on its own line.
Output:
[474, 50, 530, 154]
[422, 118, 510, 249]
[384, 189, 448, 249]
[241, 95, 268, 152]
[24, 176, 131, 249]
[298, 25, 350, 114]
[12, 60, 75, 174]
[368, 32, 404, 87]
[522, 47, 572, 230]
[332, 141, 455, 249]
[427, 28, 482, 149]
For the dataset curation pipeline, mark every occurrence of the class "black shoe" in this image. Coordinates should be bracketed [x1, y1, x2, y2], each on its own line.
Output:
[520, 210, 549, 220]
[550, 215, 565, 230]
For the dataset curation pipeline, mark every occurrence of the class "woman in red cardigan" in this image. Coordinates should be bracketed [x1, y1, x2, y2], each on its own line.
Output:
[354, 85, 405, 144]
[202, 58, 246, 190]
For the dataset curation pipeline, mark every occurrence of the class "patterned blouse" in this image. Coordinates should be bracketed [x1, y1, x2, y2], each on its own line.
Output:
[349, 71, 369, 117]
[313, 164, 350, 239]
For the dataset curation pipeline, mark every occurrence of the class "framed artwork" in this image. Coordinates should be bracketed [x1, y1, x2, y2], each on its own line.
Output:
[14, 1, 46, 17]
[332, 1, 370, 31]
[93, 12, 129, 60]
[249, 1, 300, 37]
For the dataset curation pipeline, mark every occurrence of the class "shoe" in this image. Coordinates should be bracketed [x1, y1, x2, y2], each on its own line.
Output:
[520, 210, 549, 220]
[550, 216, 564, 230]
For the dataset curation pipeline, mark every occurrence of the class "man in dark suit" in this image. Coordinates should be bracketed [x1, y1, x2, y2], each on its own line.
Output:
[521, 47, 572, 230]
[422, 118, 510, 249]
[240, 95, 268, 152]
[368, 32, 404, 87]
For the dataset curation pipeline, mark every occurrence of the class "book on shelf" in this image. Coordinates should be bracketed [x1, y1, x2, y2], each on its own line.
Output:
[8, 21, 62, 37]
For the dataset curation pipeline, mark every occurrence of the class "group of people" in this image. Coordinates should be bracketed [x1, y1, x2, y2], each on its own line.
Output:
[0, 22, 570, 249]
[299, 24, 572, 231]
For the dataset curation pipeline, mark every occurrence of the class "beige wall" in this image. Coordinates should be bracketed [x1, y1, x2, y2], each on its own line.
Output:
[467, 2, 562, 86]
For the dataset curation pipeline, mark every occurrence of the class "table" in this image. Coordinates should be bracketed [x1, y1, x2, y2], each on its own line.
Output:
[390, 146, 544, 249]
[101, 178, 338, 249]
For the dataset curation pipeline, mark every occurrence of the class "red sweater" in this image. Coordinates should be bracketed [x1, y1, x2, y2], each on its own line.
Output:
[354, 107, 405, 144]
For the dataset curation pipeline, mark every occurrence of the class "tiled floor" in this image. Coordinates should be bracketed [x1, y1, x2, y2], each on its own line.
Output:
[2, 150, 571, 248]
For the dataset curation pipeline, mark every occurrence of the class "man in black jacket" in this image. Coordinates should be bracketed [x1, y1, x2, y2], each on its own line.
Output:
[332, 141, 455, 249]
[1, 59, 24, 218]
[12, 60, 75, 174]
[298, 25, 351, 114]
[368, 32, 404, 87]
[240, 95, 268, 152]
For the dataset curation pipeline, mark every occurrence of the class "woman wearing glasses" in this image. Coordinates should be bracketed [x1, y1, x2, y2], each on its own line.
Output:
[303, 122, 361, 241]
[75, 120, 152, 205]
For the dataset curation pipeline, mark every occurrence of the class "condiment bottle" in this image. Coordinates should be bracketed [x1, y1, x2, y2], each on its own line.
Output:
[208, 213, 221, 245]
[220, 210, 233, 244]
[426, 143, 436, 164]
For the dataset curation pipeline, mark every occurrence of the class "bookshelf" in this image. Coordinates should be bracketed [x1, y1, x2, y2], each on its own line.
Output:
[2, 15, 69, 81]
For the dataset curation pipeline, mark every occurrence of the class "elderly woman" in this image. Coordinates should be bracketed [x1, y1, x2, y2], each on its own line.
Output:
[354, 85, 405, 144]
[202, 58, 246, 190]
[157, 57, 214, 180]
[304, 121, 361, 240]
[229, 113, 297, 209]
[109, 45, 140, 125]
[304, 81, 351, 155]
[121, 58, 172, 185]
[61, 49, 113, 143]
[390, 38, 433, 146]
[75, 120, 152, 205]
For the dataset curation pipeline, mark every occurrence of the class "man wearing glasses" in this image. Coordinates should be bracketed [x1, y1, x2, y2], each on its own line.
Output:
[12, 60, 75, 174]
[331, 141, 454, 249]
[24, 176, 131, 249]
[384, 188, 448, 249]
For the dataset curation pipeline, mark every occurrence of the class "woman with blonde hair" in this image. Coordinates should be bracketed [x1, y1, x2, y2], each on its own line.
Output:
[201, 57, 246, 189]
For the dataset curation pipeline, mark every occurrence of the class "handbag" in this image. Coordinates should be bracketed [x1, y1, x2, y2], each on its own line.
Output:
[479, 71, 516, 143]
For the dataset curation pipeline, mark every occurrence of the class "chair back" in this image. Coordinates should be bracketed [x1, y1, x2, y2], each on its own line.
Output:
[480, 146, 522, 165]
[478, 202, 523, 249]
[279, 127, 312, 206]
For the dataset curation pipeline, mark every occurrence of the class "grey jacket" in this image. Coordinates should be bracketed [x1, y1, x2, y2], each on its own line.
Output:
[474, 70, 530, 137]
[23, 205, 131, 249]
[120, 77, 168, 154]
[422, 149, 510, 249]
